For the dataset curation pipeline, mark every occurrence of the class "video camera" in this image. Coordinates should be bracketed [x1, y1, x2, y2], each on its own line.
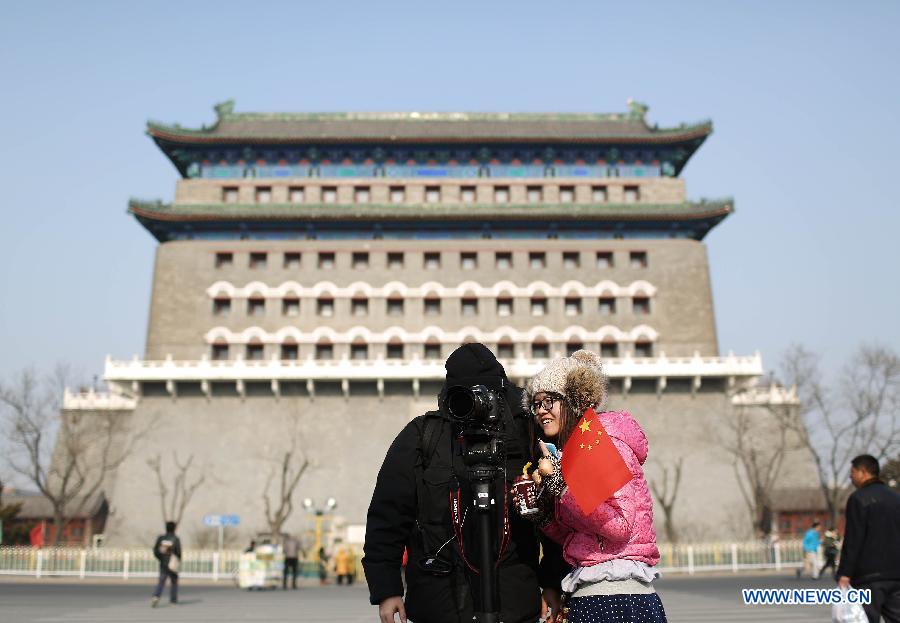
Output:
[444, 384, 505, 474]
[445, 384, 503, 427]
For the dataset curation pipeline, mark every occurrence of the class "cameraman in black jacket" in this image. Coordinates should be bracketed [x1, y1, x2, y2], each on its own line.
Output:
[837, 454, 900, 622]
[363, 343, 565, 623]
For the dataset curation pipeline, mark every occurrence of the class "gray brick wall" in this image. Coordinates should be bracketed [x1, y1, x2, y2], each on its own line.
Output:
[173, 177, 687, 205]
[144, 239, 719, 361]
[100, 386, 817, 547]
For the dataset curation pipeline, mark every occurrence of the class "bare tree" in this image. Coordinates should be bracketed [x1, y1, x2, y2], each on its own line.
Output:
[648, 457, 683, 543]
[1, 367, 145, 545]
[781, 344, 900, 527]
[719, 388, 801, 536]
[262, 441, 309, 543]
[147, 452, 205, 525]
[262, 413, 309, 542]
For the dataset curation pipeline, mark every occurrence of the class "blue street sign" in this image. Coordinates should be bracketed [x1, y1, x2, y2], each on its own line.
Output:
[203, 514, 240, 527]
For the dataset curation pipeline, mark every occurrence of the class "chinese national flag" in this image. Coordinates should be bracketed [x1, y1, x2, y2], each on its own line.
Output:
[30, 521, 45, 548]
[560, 408, 633, 515]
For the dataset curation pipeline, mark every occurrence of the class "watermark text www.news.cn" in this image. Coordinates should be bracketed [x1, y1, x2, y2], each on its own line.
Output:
[742, 588, 871, 606]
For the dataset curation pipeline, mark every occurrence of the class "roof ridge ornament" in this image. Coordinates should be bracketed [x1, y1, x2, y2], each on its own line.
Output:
[627, 99, 649, 122]
[214, 99, 235, 120]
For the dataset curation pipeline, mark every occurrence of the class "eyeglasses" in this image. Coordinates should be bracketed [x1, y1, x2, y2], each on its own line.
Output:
[530, 394, 563, 415]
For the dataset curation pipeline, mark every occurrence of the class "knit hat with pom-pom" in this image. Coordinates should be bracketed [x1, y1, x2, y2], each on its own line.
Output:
[525, 350, 608, 416]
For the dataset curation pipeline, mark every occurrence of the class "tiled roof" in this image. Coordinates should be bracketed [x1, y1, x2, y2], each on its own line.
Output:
[147, 101, 712, 144]
[3, 493, 106, 519]
[769, 487, 850, 512]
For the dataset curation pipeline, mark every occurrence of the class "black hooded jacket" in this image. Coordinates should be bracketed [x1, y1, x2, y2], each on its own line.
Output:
[362, 344, 565, 623]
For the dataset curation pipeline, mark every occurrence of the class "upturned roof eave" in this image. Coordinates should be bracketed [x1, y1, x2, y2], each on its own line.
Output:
[146, 122, 713, 145]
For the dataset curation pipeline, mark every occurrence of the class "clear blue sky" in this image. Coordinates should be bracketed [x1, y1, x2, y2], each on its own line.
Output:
[1, 0, 898, 383]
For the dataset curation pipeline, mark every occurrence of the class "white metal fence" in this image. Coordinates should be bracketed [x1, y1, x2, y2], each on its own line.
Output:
[0, 547, 245, 580]
[0, 540, 803, 580]
[656, 540, 804, 573]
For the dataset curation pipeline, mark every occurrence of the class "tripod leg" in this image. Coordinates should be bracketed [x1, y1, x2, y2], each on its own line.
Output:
[472, 480, 500, 623]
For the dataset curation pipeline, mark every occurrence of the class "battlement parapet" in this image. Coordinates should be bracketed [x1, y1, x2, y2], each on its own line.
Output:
[62, 388, 137, 411]
[731, 383, 799, 406]
[99, 352, 764, 400]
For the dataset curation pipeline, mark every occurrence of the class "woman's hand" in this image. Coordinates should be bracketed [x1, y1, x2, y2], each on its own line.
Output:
[542, 588, 562, 623]
[537, 440, 566, 497]
[537, 441, 557, 478]
[532, 440, 557, 486]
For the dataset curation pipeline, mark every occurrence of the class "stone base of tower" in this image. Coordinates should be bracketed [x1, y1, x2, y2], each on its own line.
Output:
[76, 376, 814, 547]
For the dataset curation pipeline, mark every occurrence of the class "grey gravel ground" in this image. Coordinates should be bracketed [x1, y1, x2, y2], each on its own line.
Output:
[0, 572, 835, 622]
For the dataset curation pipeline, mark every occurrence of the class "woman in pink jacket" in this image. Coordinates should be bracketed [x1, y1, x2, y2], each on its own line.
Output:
[516, 350, 667, 623]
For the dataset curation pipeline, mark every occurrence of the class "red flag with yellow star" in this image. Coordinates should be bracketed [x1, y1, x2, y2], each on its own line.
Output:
[560, 408, 633, 515]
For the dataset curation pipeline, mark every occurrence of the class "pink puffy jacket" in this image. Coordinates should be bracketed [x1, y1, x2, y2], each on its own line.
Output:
[542, 410, 660, 568]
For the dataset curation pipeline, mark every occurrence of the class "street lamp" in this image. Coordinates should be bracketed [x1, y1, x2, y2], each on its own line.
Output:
[303, 497, 337, 561]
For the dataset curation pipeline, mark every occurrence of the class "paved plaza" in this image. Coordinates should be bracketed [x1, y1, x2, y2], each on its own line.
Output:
[0, 572, 834, 622]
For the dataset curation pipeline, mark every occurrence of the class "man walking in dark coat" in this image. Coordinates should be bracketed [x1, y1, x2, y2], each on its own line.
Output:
[151, 521, 182, 607]
[363, 343, 565, 623]
[282, 534, 301, 590]
[837, 454, 900, 622]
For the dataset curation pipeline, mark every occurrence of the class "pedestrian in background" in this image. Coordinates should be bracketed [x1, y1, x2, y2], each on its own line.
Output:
[283, 534, 301, 590]
[837, 454, 900, 622]
[151, 521, 181, 608]
[766, 532, 780, 565]
[819, 527, 839, 579]
[335, 544, 355, 585]
[318, 545, 329, 585]
[797, 521, 821, 580]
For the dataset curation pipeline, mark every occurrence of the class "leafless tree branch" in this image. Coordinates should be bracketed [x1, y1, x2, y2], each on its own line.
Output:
[719, 391, 800, 536]
[781, 343, 900, 527]
[1, 367, 149, 545]
[261, 412, 310, 542]
[147, 452, 205, 525]
[648, 457, 683, 543]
